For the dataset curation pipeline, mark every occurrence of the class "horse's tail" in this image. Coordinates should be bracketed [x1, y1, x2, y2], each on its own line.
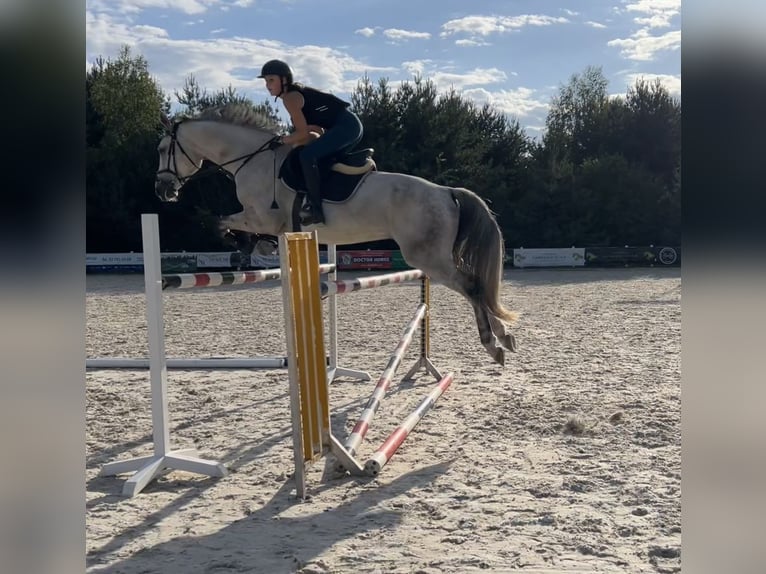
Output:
[451, 187, 518, 324]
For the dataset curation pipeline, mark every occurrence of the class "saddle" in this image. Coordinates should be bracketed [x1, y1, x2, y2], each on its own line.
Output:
[279, 147, 376, 203]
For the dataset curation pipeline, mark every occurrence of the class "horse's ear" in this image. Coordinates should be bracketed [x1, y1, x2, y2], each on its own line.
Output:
[160, 113, 172, 132]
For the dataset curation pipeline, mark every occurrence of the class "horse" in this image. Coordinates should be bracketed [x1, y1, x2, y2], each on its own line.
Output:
[154, 104, 517, 365]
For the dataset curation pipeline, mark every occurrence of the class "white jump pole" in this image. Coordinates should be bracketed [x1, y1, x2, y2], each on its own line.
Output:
[326, 243, 371, 383]
[87, 228, 369, 381]
[86, 357, 287, 369]
[98, 214, 227, 496]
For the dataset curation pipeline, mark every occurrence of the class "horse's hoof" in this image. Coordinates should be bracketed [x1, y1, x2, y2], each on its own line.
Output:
[253, 238, 278, 256]
[505, 333, 518, 352]
[493, 347, 505, 366]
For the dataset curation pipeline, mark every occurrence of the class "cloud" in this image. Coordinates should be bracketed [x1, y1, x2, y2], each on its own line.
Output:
[91, 0, 253, 16]
[132, 24, 170, 37]
[586, 21, 607, 29]
[440, 14, 569, 38]
[400, 61, 507, 89]
[355, 27, 376, 37]
[624, 0, 681, 28]
[455, 38, 490, 47]
[383, 28, 431, 41]
[623, 72, 681, 97]
[86, 10, 393, 102]
[608, 0, 680, 61]
[431, 68, 508, 90]
[113, 0, 219, 16]
[608, 28, 681, 60]
[462, 86, 550, 119]
[401, 60, 434, 76]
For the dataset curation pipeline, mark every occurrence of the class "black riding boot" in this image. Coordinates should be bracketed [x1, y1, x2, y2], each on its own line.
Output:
[299, 160, 325, 225]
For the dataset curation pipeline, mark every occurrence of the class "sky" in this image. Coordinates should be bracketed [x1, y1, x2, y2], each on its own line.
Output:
[85, 0, 681, 138]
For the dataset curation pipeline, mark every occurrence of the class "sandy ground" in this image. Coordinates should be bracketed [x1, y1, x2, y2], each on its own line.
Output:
[86, 267, 681, 573]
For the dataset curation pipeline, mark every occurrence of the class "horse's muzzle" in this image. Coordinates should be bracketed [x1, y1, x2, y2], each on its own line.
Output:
[155, 179, 179, 202]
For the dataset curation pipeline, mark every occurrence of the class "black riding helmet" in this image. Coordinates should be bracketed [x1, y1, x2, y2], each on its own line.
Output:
[258, 59, 294, 84]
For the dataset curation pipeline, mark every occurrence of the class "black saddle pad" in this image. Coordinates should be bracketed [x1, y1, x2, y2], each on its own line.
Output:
[279, 146, 374, 203]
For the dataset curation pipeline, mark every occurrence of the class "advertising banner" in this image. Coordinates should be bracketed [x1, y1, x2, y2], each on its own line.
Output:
[584, 246, 681, 267]
[512, 248, 586, 268]
[86, 253, 143, 265]
[197, 252, 237, 268]
[160, 254, 198, 273]
[85, 253, 144, 273]
[337, 250, 395, 270]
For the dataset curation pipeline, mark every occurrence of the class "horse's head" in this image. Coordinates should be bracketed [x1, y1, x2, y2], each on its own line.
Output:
[155, 116, 202, 202]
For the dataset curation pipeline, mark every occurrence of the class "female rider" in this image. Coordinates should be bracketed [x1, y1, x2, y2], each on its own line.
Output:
[259, 59, 363, 225]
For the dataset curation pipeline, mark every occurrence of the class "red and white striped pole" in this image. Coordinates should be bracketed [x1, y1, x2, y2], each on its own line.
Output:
[342, 303, 428, 460]
[364, 372, 454, 476]
[162, 263, 335, 289]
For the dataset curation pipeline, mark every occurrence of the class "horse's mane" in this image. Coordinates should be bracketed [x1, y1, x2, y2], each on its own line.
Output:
[194, 103, 281, 134]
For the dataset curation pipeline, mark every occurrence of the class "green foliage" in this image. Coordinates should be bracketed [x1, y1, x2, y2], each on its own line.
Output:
[86, 46, 169, 250]
[87, 46, 168, 148]
[524, 67, 681, 246]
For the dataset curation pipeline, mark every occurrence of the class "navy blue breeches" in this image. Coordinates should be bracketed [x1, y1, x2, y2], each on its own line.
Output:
[299, 109, 363, 168]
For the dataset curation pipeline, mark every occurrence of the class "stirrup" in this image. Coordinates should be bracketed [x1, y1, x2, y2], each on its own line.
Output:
[299, 203, 325, 225]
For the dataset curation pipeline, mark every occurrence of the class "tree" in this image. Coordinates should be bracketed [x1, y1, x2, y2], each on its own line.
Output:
[622, 78, 681, 186]
[351, 76, 400, 171]
[88, 46, 168, 147]
[543, 65, 610, 170]
[86, 46, 169, 251]
[529, 67, 681, 247]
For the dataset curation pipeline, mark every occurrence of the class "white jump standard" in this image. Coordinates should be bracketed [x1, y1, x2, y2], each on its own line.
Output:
[98, 214, 227, 496]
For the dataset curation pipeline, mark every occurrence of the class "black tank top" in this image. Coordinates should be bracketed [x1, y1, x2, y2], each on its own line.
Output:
[286, 84, 350, 129]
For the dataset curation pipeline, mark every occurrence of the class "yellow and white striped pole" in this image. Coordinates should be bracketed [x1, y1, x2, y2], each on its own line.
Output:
[280, 231, 331, 498]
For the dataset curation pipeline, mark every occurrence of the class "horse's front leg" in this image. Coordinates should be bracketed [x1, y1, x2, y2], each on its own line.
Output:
[218, 211, 280, 256]
[216, 211, 255, 255]
[218, 210, 251, 235]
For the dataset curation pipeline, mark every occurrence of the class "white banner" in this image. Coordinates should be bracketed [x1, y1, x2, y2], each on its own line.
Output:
[512, 248, 585, 268]
[86, 253, 144, 265]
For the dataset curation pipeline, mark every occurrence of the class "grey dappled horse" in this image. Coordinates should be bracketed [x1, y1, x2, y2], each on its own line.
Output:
[154, 104, 517, 364]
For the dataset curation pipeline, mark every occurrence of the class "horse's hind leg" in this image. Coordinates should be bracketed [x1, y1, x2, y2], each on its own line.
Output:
[396, 217, 510, 365]
[472, 304, 506, 365]
[487, 312, 517, 352]
[404, 248, 508, 365]
[450, 272, 515, 364]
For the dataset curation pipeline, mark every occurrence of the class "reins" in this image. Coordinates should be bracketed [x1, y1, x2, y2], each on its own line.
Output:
[159, 120, 281, 186]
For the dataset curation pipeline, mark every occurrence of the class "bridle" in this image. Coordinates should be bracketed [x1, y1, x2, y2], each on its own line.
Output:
[157, 120, 280, 185]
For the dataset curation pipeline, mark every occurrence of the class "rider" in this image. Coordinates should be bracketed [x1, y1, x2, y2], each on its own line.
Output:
[258, 59, 363, 225]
